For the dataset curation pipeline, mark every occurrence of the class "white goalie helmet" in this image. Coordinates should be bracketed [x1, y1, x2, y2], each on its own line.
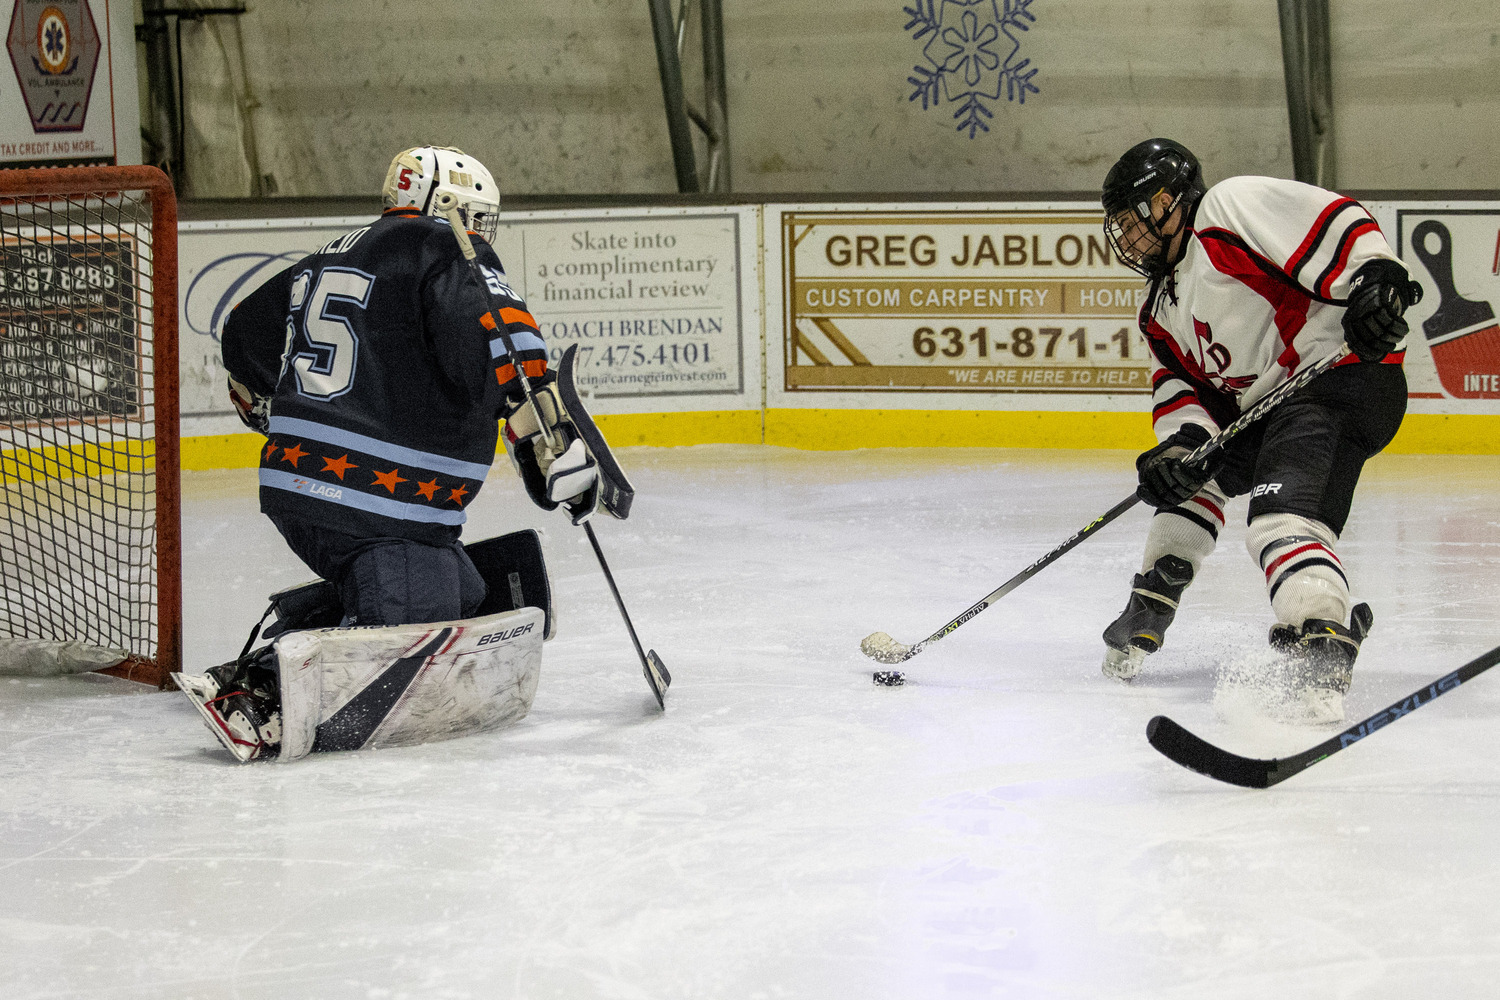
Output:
[381, 145, 500, 243]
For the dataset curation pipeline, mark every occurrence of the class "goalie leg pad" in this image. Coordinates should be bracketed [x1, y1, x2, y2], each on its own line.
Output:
[262, 578, 343, 641]
[275, 606, 545, 762]
[466, 529, 555, 639]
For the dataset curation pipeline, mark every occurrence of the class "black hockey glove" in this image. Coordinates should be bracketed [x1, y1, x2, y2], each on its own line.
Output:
[1136, 423, 1223, 509]
[1342, 259, 1423, 363]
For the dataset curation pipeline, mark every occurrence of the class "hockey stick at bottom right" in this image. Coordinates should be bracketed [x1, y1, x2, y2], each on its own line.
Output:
[1147, 641, 1500, 788]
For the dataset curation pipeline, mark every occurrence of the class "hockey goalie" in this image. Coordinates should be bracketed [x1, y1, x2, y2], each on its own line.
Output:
[176, 146, 627, 762]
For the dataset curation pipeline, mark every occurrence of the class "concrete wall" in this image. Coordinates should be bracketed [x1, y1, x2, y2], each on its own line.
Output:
[169, 0, 1499, 199]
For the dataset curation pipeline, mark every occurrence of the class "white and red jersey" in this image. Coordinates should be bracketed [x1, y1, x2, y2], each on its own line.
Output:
[1142, 175, 1409, 441]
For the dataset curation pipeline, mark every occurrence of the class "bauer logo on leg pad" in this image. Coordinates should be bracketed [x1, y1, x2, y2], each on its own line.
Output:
[1252, 482, 1284, 497]
[477, 622, 534, 645]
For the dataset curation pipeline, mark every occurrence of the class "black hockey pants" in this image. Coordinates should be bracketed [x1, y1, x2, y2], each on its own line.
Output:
[268, 514, 487, 627]
[1213, 360, 1407, 535]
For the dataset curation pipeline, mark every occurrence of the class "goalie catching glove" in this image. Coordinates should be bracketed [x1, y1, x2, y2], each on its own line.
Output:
[227, 373, 271, 434]
[504, 385, 599, 523]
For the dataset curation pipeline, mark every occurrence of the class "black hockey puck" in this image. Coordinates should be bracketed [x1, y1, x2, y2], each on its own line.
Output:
[872, 670, 906, 686]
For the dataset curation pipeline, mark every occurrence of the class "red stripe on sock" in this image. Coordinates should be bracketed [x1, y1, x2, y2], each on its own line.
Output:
[1264, 541, 1340, 580]
[1189, 496, 1225, 524]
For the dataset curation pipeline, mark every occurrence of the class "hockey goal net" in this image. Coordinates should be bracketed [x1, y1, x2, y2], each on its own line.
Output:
[0, 166, 179, 687]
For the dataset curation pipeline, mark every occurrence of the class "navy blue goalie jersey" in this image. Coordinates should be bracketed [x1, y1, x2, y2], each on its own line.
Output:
[221, 208, 550, 544]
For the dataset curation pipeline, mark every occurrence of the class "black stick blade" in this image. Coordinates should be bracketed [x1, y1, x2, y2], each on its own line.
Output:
[1146, 716, 1279, 789]
[644, 650, 670, 710]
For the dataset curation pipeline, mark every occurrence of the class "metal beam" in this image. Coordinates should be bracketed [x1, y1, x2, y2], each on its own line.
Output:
[647, 0, 702, 193]
[700, 0, 730, 191]
[647, 0, 731, 193]
[1277, 0, 1335, 187]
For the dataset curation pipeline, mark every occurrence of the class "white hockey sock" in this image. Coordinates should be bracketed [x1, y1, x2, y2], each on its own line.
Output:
[1140, 482, 1226, 576]
[1245, 512, 1350, 627]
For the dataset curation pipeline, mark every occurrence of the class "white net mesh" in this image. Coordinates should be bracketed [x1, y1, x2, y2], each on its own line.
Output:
[0, 186, 165, 675]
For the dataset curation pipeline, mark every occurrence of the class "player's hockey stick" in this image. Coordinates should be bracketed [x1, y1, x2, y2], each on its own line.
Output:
[1148, 641, 1500, 787]
[436, 193, 669, 710]
[861, 346, 1353, 665]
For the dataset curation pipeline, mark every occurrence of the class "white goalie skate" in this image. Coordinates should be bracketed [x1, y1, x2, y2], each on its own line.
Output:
[174, 663, 282, 763]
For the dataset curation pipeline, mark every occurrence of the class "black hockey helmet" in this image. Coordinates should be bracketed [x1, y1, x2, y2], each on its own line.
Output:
[1101, 138, 1206, 279]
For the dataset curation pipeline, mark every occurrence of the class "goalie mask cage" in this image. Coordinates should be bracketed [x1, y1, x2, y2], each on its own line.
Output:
[0, 166, 180, 687]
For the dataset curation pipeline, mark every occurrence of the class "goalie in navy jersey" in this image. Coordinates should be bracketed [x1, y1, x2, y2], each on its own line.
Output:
[1098, 138, 1421, 720]
[196, 145, 599, 757]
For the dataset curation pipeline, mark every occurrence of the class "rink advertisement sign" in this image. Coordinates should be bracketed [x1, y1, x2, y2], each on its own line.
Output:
[488, 209, 748, 402]
[0, 229, 138, 423]
[779, 209, 1150, 395]
[0, 0, 116, 164]
[1394, 207, 1500, 402]
[175, 208, 756, 435]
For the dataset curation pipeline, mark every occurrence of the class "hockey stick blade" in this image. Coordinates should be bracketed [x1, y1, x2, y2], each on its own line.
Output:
[1146, 716, 1278, 788]
[860, 631, 916, 664]
[644, 650, 671, 710]
[1147, 641, 1500, 788]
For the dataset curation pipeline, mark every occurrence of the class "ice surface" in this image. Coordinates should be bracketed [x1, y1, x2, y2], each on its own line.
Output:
[3, 446, 1499, 998]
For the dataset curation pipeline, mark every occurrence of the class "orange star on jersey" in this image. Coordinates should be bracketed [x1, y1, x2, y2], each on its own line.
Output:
[447, 484, 469, 506]
[280, 442, 308, 468]
[263, 441, 279, 461]
[322, 453, 358, 480]
[371, 467, 407, 494]
[414, 478, 439, 501]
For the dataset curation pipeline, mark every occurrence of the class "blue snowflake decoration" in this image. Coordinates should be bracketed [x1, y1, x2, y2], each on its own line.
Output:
[905, 0, 1039, 138]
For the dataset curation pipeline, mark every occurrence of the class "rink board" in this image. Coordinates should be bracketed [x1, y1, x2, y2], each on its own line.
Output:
[171, 199, 1500, 467]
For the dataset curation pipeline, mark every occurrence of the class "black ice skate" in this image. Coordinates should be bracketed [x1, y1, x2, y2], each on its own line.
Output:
[1268, 603, 1374, 723]
[174, 647, 283, 762]
[1101, 555, 1194, 680]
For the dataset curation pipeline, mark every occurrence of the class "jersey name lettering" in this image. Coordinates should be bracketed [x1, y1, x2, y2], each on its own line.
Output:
[318, 227, 372, 256]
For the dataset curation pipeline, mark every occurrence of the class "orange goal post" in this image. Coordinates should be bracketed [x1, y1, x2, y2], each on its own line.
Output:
[0, 166, 180, 687]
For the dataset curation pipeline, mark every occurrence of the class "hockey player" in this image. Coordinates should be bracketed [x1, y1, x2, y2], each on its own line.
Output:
[1098, 138, 1421, 719]
[195, 146, 600, 758]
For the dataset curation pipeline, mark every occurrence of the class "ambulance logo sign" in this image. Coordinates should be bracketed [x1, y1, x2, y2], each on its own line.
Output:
[7, 0, 100, 133]
[905, 0, 1039, 138]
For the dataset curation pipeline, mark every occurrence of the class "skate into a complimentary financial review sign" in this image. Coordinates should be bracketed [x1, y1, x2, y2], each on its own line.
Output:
[777, 206, 1149, 398]
[488, 207, 755, 411]
[175, 207, 758, 440]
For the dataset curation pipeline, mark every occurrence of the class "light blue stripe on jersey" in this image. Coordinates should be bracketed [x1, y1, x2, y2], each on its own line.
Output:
[259, 468, 467, 526]
[267, 416, 492, 481]
[489, 327, 547, 359]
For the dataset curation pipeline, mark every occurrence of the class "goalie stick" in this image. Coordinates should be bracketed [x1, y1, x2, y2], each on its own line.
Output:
[435, 193, 670, 710]
[584, 521, 671, 710]
[861, 346, 1352, 665]
[1147, 641, 1500, 788]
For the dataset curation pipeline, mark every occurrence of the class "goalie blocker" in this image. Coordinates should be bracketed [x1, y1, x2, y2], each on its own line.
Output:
[503, 344, 634, 524]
